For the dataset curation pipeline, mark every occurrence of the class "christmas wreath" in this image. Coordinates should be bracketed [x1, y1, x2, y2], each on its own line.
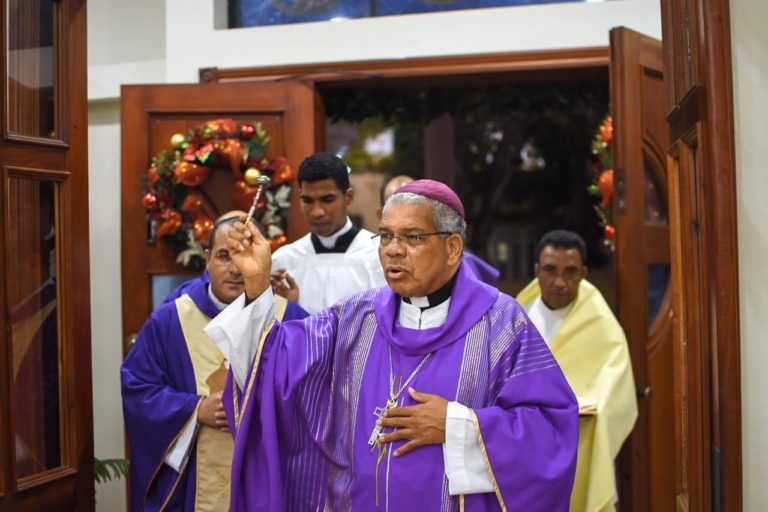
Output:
[587, 115, 615, 251]
[141, 118, 293, 269]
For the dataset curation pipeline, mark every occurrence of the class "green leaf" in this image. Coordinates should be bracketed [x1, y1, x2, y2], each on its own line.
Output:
[94, 457, 130, 484]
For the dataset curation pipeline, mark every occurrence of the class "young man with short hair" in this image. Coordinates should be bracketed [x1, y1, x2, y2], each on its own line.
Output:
[270, 152, 386, 313]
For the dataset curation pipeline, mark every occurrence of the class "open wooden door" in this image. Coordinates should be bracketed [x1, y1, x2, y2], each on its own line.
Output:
[0, 0, 93, 510]
[120, 81, 318, 357]
[610, 27, 674, 511]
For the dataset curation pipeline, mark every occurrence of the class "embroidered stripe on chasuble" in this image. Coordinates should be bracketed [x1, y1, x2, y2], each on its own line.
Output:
[176, 294, 233, 512]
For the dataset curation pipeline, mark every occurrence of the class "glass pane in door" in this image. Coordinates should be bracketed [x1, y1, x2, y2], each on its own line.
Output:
[7, 0, 57, 138]
[644, 161, 668, 225]
[7, 178, 62, 478]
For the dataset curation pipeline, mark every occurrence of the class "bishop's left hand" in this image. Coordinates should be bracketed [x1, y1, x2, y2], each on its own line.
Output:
[377, 387, 448, 457]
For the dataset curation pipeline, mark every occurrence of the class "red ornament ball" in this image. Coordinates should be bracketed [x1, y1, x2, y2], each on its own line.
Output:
[239, 123, 256, 139]
[604, 224, 616, 241]
[142, 192, 158, 210]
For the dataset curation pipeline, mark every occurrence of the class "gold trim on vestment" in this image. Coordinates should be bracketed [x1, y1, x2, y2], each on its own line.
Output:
[459, 494, 465, 512]
[233, 294, 287, 430]
[468, 409, 507, 512]
[176, 294, 234, 512]
[141, 399, 203, 512]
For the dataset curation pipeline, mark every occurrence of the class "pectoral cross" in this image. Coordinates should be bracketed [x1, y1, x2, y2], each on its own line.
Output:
[368, 397, 397, 446]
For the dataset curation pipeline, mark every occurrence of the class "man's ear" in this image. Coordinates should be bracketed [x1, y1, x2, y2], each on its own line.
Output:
[447, 235, 464, 266]
[534, 262, 540, 278]
[204, 248, 211, 266]
[345, 187, 355, 204]
[581, 265, 589, 279]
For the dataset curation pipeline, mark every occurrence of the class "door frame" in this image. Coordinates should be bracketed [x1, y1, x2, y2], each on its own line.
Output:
[200, 36, 741, 509]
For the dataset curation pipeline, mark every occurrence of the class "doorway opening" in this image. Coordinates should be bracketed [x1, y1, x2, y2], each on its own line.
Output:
[318, 71, 613, 299]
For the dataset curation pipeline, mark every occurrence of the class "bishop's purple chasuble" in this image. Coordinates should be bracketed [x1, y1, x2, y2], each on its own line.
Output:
[122, 280, 307, 511]
[223, 263, 578, 511]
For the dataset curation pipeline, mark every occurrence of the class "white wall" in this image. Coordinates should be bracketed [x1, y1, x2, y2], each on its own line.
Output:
[88, 1, 661, 509]
[88, 100, 126, 511]
[731, 1, 768, 509]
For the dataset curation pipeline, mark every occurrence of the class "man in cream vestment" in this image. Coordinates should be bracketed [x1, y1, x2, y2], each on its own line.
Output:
[517, 230, 637, 512]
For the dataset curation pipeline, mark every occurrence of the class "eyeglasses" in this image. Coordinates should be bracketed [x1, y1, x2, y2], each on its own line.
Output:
[371, 232, 454, 248]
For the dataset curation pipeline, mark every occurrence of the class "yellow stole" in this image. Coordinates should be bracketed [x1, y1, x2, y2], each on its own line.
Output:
[176, 294, 233, 512]
[517, 279, 638, 512]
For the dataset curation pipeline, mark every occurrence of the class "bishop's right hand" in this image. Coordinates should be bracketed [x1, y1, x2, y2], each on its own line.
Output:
[228, 218, 272, 300]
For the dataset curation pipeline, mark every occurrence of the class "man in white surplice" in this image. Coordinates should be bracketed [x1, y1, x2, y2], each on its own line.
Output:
[269, 152, 386, 313]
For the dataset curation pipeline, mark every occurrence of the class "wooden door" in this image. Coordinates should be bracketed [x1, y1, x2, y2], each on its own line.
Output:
[120, 81, 317, 355]
[661, 0, 741, 510]
[0, 0, 93, 510]
[610, 27, 673, 511]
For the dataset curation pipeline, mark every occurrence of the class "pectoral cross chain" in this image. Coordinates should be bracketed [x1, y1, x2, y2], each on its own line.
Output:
[368, 398, 396, 446]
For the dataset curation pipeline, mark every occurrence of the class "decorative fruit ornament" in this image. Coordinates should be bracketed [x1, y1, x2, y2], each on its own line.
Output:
[142, 192, 158, 210]
[173, 161, 210, 186]
[170, 133, 186, 150]
[147, 166, 160, 186]
[599, 116, 613, 146]
[156, 210, 182, 237]
[598, 169, 614, 209]
[604, 224, 616, 241]
[269, 159, 294, 186]
[239, 123, 256, 139]
[244, 167, 262, 186]
[192, 216, 215, 244]
[181, 191, 205, 214]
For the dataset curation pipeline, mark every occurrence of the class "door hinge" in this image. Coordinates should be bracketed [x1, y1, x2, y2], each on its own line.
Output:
[615, 168, 626, 214]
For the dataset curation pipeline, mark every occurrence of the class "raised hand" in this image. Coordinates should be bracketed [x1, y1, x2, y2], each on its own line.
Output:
[270, 269, 299, 303]
[227, 219, 272, 299]
[376, 387, 448, 457]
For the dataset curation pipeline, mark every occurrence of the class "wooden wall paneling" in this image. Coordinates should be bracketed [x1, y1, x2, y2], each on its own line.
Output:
[661, 0, 741, 509]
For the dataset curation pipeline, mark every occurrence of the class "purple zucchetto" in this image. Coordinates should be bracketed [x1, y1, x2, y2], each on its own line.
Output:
[393, 179, 465, 218]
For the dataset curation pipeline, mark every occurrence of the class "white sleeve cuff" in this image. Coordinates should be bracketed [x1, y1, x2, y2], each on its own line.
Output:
[164, 410, 200, 473]
[204, 289, 276, 389]
[443, 401, 495, 495]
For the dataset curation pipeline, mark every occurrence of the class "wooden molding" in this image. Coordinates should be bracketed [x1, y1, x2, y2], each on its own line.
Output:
[199, 47, 609, 84]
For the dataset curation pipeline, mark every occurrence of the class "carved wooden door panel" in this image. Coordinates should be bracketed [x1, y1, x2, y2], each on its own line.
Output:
[120, 81, 317, 357]
[610, 27, 674, 511]
[0, 0, 93, 510]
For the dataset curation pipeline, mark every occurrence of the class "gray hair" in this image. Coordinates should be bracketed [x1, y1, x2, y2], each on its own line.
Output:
[383, 192, 466, 240]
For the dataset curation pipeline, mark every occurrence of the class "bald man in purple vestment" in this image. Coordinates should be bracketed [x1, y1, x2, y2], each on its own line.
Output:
[206, 180, 578, 511]
[121, 216, 308, 511]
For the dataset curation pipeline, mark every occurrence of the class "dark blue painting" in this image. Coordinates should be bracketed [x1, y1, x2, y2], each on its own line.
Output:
[232, 0, 586, 28]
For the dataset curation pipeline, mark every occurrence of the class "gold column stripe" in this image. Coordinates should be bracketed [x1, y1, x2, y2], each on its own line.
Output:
[176, 294, 234, 512]
[468, 408, 508, 512]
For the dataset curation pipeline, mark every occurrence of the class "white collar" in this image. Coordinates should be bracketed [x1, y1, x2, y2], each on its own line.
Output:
[207, 283, 228, 312]
[526, 296, 574, 346]
[398, 298, 451, 330]
[315, 217, 353, 249]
